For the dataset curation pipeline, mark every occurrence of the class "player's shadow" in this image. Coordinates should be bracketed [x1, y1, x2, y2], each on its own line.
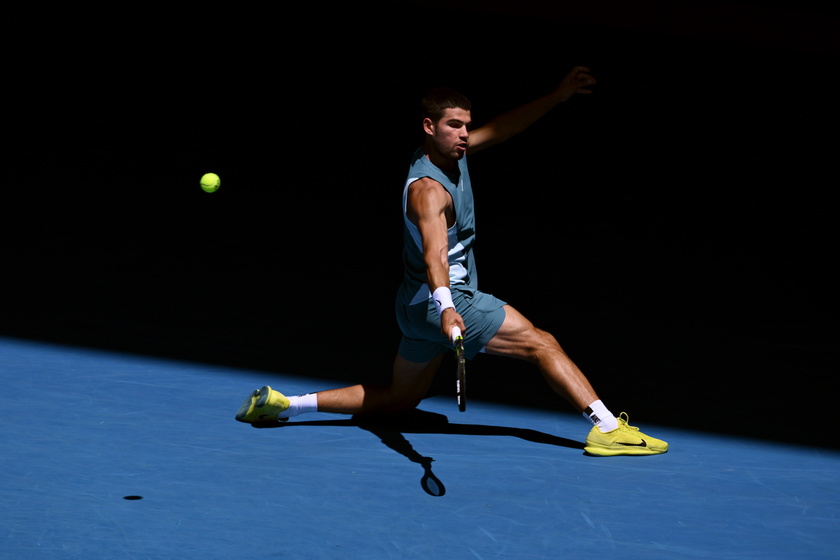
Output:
[252, 409, 584, 497]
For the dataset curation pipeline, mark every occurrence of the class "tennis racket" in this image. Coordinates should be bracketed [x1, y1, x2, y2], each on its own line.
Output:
[451, 326, 466, 412]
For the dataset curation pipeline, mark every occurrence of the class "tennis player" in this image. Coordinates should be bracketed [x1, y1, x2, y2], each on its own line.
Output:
[236, 66, 668, 456]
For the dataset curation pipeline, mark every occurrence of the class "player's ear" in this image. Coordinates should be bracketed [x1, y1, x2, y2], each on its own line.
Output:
[423, 117, 435, 135]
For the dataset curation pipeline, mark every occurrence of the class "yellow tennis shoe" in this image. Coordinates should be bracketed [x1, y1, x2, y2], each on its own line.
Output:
[584, 412, 668, 456]
[235, 386, 291, 423]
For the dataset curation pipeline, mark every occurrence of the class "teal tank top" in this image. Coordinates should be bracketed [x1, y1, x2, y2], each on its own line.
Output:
[397, 148, 478, 306]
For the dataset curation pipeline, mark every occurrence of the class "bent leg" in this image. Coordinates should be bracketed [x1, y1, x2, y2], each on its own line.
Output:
[483, 305, 598, 413]
[314, 353, 444, 414]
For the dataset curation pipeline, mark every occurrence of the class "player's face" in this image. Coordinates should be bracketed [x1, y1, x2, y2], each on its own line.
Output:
[426, 107, 471, 161]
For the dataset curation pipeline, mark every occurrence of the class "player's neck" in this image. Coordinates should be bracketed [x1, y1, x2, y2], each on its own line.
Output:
[424, 146, 459, 174]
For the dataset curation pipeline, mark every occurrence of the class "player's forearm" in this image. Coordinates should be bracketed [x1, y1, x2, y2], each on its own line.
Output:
[486, 90, 567, 141]
[424, 245, 451, 292]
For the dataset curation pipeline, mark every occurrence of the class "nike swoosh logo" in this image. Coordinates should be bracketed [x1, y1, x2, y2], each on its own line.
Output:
[618, 439, 647, 447]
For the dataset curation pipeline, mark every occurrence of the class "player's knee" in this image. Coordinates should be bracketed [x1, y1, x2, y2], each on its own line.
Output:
[526, 328, 563, 363]
[382, 384, 425, 411]
[386, 394, 423, 412]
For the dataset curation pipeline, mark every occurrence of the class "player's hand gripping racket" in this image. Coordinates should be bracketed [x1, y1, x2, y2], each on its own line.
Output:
[451, 326, 466, 412]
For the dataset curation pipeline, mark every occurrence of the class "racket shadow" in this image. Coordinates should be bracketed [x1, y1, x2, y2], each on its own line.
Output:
[251, 409, 584, 497]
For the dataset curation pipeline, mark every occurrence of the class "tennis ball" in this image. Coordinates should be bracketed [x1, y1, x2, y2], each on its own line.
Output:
[200, 172, 220, 193]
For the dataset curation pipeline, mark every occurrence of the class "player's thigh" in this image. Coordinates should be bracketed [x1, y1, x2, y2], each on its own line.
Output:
[483, 305, 546, 359]
[390, 352, 444, 403]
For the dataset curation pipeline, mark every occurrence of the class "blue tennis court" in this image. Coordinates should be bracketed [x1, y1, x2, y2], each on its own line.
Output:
[2, 335, 838, 559]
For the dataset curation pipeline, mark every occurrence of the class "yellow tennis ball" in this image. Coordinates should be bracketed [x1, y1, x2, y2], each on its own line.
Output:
[200, 172, 220, 193]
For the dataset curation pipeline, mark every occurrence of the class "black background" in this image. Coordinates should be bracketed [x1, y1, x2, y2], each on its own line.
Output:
[6, 2, 839, 447]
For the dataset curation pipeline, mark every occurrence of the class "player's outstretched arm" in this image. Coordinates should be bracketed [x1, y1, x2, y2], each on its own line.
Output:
[467, 66, 596, 155]
[406, 177, 466, 337]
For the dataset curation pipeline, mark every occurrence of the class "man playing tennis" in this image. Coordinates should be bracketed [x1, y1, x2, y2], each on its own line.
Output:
[236, 66, 668, 456]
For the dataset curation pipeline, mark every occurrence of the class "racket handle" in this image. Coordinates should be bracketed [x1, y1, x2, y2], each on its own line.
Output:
[450, 326, 462, 343]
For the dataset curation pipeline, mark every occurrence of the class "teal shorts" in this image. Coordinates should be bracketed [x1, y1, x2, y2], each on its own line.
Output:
[396, 286, 507, 362]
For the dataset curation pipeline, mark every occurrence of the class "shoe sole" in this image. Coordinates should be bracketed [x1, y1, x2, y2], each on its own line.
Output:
[255, 386, 271, 407]
[235, 387, 266, 422]
[584, 444, 668, 457]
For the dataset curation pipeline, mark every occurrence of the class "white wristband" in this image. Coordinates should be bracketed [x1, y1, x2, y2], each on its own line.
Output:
[432, 286, 455, 317]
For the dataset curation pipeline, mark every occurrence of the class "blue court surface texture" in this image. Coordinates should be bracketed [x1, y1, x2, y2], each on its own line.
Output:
[2, 336, 839, 560]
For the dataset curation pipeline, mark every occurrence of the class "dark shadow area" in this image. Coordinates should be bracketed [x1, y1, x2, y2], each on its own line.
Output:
[252, 408, 583, 450]
[5, 4, 838, 449]
[250, 408, 584, 496]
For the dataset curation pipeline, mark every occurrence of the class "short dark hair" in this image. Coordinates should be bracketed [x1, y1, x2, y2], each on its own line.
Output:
[421, 87, 472, 123]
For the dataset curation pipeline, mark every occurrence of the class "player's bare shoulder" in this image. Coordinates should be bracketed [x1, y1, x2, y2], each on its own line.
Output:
[406, 177, 453, 225]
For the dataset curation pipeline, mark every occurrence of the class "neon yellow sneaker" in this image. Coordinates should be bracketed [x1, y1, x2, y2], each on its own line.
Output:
[235, 386, 291, 423]
[584, 412, 668, 456]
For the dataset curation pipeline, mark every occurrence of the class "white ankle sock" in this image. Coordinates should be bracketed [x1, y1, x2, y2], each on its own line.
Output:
[583, 399, 618, 432]
[282, 393, 319, 418]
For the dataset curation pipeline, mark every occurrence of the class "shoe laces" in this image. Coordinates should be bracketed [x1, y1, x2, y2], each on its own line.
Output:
[617, 412, 638, 432]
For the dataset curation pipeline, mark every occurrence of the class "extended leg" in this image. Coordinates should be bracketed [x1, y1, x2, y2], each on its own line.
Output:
[484, 305, 667, 455]
[315, 353, 444, 414]
[235, 353, 444, 422]
[483, 305, 598, 412]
